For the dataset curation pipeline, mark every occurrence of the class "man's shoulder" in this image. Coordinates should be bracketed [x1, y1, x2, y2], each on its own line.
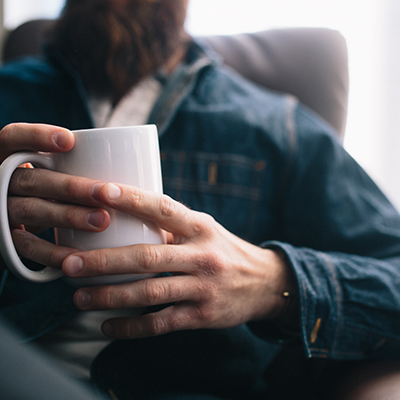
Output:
[200, 62, 288, 105]
[180, 58, 340, 152]
[193, 57, 338, 139]
[0, 56, 89, 129]
[0, 56, 67, 88]
[184, 61, 295, 135]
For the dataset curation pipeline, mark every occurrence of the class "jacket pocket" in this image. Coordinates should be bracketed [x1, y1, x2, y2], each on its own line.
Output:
[161, 150, 270, 242]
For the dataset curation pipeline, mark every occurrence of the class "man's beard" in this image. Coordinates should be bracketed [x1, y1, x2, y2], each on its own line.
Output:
[46, 0, 189, 104]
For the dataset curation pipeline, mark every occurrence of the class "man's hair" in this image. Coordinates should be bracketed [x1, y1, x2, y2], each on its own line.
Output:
[46, 0, 189, 103]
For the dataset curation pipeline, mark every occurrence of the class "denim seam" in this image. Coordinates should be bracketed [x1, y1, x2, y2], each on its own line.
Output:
[285, 95, 298, 154]
[322, 253, 342, 357]
[273, 95, 298, 224]
[308, 347, 330, 356]
[246, 162, 267, 238]
[163, 177, 262, 201]
[300, 280, 313, 357]
[167, 152, 264, 166]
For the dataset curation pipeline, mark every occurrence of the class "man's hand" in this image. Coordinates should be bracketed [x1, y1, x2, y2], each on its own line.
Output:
[63, 183, 298, 339]
[0, 123, 75, 163]
[0, 123, 111, 270]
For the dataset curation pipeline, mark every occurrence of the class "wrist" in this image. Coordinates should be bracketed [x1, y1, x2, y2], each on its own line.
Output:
[257, 247, 301, 332]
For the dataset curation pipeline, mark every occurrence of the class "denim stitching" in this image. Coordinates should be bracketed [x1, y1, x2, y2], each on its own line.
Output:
[163, 178, 262, 201]
[322, 253, 342, 358]
[246, 161, 266, 238]
[164, 151, 263, 168]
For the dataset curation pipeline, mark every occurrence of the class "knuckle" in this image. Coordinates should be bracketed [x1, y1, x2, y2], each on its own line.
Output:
[14, 198, 36, 221]
[64, 176, 83, 199]
[159, 195, 177, 218]
[13, 230, 35, 259]
[143, 280, 167, 304]
[61, 206, 78, 227]
[12, 168, 36, 193]
[139, 245, 159, 271]
[100, 286, 114, 308]
[199, 280, 218, 299]
[201, 212, 216, 227]
[120, 321, 134, 338]
[193, 304, 216, 324]
[146, 314, 167, 336]
[94, 250, 110, 275]
[195, 280, 219, 311]
[118, 289, 133, 307]
[46, 248, 62, 269]
[207, 251, 224, 269]
[169, 311, 192, 331]
[126, 189, 143, 209]
[168, 281, 184, 301]
[197, 251, 225, 277]
[190, 212, 216, 235]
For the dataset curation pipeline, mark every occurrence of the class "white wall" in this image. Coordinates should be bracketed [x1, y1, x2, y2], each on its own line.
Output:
[369, 1, 400, 210]
[3, 0, 63, 28]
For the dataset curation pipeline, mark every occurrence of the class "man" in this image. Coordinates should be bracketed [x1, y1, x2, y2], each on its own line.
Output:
[1, 0, 400, 399]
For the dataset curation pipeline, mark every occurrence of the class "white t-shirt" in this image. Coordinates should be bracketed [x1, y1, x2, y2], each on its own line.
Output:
[36, 77, 163, 381]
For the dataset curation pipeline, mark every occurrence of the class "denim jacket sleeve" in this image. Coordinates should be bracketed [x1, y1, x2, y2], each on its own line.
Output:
[255, 101, 400, 360]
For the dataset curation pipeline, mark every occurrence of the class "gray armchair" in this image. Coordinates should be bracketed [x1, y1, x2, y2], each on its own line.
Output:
[2, 20, 349, 140]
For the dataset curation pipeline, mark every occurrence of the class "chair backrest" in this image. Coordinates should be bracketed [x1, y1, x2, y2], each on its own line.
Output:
[2, 20, 349, 139]
[203, 28, 348, 139]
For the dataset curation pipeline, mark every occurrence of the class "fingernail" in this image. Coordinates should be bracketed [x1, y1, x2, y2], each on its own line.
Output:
[90, 182, 103, 201]
[87, 210, 104, 228]
[64, 255, 83, 276]
[76, 290, 91, 308]
[53, 130, 72, 149]
[107, 184, 121, 200]
[102, 322, 115, 337]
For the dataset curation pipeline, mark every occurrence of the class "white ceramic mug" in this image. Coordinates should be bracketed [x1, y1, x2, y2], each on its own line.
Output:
[0, 125, 166, 286]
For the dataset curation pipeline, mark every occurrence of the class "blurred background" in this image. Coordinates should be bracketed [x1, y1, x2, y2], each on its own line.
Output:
[1, 0, 399, 210]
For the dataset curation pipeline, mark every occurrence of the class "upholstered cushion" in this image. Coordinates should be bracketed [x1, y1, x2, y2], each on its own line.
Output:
[3, 19, 54, 62]
[204, 28, 349, 138]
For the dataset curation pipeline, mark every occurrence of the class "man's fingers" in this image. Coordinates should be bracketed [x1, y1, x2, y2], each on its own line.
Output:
[63, 243, 200, 278]
[0, 123, 74, 161]
[73, 275, 199, 310]
[12, 229, 79, 269]
[101, 304, 199, 339]
[9, 168, 104, 207]
[8, 196, 110, 231]
[99, 183, 213, 237]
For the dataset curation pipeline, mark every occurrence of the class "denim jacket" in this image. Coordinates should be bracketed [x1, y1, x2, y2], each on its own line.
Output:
[1, 40, 400, 364]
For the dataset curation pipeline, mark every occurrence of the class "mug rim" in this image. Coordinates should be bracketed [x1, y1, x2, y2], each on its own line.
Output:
[72, 124, 157, 134]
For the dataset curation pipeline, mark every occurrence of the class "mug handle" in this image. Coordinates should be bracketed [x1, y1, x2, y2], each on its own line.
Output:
[0, 151, 63, 283]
